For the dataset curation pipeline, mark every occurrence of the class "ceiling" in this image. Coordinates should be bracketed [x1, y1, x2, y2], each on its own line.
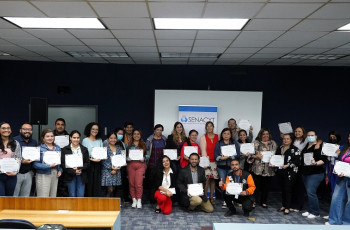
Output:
[1, 0, 350, 66]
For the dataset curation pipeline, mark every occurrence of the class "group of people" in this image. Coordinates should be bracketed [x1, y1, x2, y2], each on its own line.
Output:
[0, 118, 349, 225]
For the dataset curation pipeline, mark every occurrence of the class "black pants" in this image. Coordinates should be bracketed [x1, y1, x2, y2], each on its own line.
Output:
[252, 173, 271, 205]
[290, 172, 305, 210]
[224, 193, 254, 213]
[277, 170, 297, 209]
[179, 192, 190, 208]
[121, 166, 131, 202]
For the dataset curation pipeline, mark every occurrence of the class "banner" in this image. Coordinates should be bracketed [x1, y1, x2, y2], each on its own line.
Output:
[179, 105, 218, 141]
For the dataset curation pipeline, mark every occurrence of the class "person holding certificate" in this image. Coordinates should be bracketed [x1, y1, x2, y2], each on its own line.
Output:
[165, 122, 187, 175]
[228, 118, 253, 142]
[328, 132, 350, 225]
[61, 130, 89, 197]
[101, 132, 123, 197]
[214, 128, 240, 208]
[180, 130, 201, 169]
[275, 133, 301, 215]
[249, 128, 277, 209]
[33, 129, 62, 197]
[199, 121, 219, 204]
[0, 122, 21, 196]
[219, 159, 255, 217]
[82, 122, 104, 197]
[326, 130, 342, 196]
[126, 129, 147, 209]
[177, 153, 214, 213]
[13, 122, 37, 197]
[300, 130, 326, 219]
[238, 129, 253, 172]
[153, 155, 176, 215]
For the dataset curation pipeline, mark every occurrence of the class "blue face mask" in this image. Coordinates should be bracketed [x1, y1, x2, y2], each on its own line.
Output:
[307, 136, 316, 142]
[117, 134, 123, 141]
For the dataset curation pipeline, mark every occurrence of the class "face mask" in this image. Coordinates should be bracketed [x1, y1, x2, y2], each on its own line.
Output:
[329, 138, 337, 144]
[117, 134, 123, 141]
[307, 136, 316, 142]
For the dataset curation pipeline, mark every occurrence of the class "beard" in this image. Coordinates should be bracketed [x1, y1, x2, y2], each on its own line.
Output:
[20, 133, 31, 140]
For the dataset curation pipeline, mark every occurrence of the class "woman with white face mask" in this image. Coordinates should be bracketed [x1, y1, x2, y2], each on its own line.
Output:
[300, 130, 326, 219]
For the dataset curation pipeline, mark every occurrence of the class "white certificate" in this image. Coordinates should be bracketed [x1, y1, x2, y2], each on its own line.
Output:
[22, 146, 40, 161]
[270, 155, 284, 167]
[333, 161, 350, 178]
[322, 143, 339, 157]
[221, 145, 237, 157]
[278, 122, 293, 134]
[111, 154, 127, 167]
[188, 183, 204, 196]
[161, 187, 176, 195]
[261, 151, 272, 163]
[91, 147, 107, 160]
[55, 135, 69, 148]
[0, 158, 20, 173]
[164, 149, 178, 160]
[184, 146, 198, 157]
[43, 151, 61, 165]
[129, 149, 144, 161]
[199, 156, 210, 168]
[65, 154, 83, 168]
[240, 143, 255, 154]
[226, 182, 243, 195]
[304, 152, 313, 166]
[238, 120, 251, 133]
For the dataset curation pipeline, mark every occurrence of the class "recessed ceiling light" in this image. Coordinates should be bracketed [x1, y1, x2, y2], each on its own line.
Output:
[161, 53, 221, 58]
[281, 54, 346, 60]
[154, 18, 249, 30]
[67, 51, 128, 58]
[0, 53, 10, 56]
[337, 23, 350, 31]
[3, 17, 106, 29]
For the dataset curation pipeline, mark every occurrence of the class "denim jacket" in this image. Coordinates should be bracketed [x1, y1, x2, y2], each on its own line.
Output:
[33, 144, 63, 174]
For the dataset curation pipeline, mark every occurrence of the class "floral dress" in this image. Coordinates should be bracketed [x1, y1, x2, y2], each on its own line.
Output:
[101, 145, 122, 186]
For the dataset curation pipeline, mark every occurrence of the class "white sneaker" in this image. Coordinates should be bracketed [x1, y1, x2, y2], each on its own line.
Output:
[307, 214, 320, 219]
[136, 199, 142, 209]
[131, 198, 137, 208]
[222, 201, 227, 209]
[325, 222, 330, 225]
[302, 211, 310, 217]
[322, 215, 329, 220]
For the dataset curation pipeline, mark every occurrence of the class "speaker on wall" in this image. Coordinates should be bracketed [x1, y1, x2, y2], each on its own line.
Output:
[29, 97, 48, 125]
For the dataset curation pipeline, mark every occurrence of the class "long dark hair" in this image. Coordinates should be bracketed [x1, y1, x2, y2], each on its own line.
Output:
[84, 122, 102, 139]
[255, 128, 272, 141]
[156, 155, 172, 175]
[186, 130, 198, 146]
[294, 126, 306, 143]
[340, 133, 350, 156]
[220, 128, 231, 141]
[127, 129, 147, 152]
[237, 129, 250, 143]
[0, 122, 16, 152]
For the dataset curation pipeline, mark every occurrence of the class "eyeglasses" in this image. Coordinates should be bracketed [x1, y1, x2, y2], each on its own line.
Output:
[0, 127, 11, 130]
[21, 128, 32, 131]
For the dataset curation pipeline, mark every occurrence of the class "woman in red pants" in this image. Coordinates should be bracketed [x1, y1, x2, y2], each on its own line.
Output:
[153, 155, 176, 215]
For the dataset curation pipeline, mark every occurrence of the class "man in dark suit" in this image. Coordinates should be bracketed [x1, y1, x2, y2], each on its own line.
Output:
[177, 153, 214, 212]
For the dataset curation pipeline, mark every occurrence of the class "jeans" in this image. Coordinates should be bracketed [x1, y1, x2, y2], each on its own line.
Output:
[66, 175, 85, 197]
[329, 177, 350, 225]
[217, 167, 230, 199]
[0, 174, 17, 196]
[302, 173, 324, 216]
[13, 171, 33, 197]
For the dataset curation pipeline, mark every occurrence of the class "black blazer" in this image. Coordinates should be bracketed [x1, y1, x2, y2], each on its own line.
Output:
[152, 167, 177, 196]
[176, 165, 207, 202]
[165, 134, 178, 149]
[61, 144, 90, 183]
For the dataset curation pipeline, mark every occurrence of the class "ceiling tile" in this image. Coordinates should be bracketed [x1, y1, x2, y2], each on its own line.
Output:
[196, 31, 239, 40]
[158, 46, 192, 52]
[0, 29, 35, 39]
[225, 47, 261, 53]
[309, 3, 350, 19]
[68, 29, 114, 39]
[21, 45, 60, 52]
[18, 56, 52, 62]
[267, 40, 309, 48]
[25, 29, 75, 39]
[149, 2, 204, 17]
[119, 39, 156, 47]
[290, 47, 329, 54]
[124, 46, 158, 53]
[91, 2, 148, 17]
[267, 59, 301, 65]
[57, 46, 92, 52]
[231, 39, 271, 47]
[128, 52, 159, 58]
[237, 31, 284, 40]
[304, 39, 348, 48]
[194, 40, 232, 47]
[245, 19, 300, 30]
[32, 1, 96, 17]
[89, 46, 125, 52]
[81, 39, 121, 46]
[241, 58, 273, 65]
[258, 47, 295, 54]
[293, 59, 329, 66]
[204, 3, 264, 18]
[250, 53, 284, 59]
[256, 3, 323, 18]
[0, 18, 17, 29]
[157, 39, 194, 46]
[0, 56, 22, 60]
[324, 48, 350, 54]
[155, 30, 196, 40]
[220, 53, 251, 59]
[191, 47, 226, 53]
[112, 30, 154, 39]
[291, 19, 350, 31]
[102, 18, 152, 30]
[0, 1, 45, 17]
[277, 31, 327, 41]
[10, 38, 48, 46]
[50, 57, 80, 63]
[42, 38, 84, 46]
